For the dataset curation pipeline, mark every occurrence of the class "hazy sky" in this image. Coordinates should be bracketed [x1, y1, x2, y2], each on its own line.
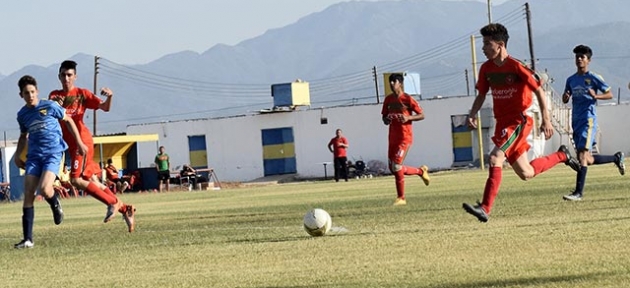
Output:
[0, 0, 498, 76]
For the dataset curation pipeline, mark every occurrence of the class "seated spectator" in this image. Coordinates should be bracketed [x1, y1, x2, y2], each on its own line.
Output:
[106, 159, 129, 193]
[180, 164, 198, 189]
[58, 166, 78, 197]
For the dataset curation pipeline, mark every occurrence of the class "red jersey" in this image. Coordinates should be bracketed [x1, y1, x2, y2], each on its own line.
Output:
[476, 56, 541, 121]
[106, 164, 120, 181]
[48, 87, 101, 146]
[381, 92, 423, 144]
[328, 136, 348, 158]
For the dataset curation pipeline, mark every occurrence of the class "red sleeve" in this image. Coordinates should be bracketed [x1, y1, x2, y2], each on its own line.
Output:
[342, 137, 348, 145]
[381, 96, 390, 116]
[408, 96, 422, 115]
[476, 62, 490, 95]
[81, 88, 102, 110]
[514, 61, 541, 90]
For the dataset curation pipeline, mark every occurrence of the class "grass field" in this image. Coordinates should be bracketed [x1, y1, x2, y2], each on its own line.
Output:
[1, 163, 629, 288]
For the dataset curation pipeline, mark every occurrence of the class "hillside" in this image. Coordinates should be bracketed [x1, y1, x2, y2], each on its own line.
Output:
[0, 0, 628, 138]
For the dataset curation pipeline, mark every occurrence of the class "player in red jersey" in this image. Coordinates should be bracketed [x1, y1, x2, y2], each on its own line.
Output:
[49, 60, 136, 232]
[381, 73, 430, 206]
[462, 23, 580, 222]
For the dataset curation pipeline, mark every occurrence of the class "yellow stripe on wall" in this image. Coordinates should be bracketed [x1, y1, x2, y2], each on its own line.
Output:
[189, 150, 207, 167]
[452, 131, 472, 148]
[263, 143, 296, 160]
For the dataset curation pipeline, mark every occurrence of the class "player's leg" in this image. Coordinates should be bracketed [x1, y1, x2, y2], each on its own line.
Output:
[563, 123, 594, 201]
[392, 143, 430, 185]
[16, 158, 42, 249]
[389, 142, 407, 205]
[463, 146, 505, 222]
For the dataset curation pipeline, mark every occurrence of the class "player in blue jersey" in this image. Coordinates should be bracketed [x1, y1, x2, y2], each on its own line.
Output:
[13, 75, 87, 249]
[561, 45, 625, 201]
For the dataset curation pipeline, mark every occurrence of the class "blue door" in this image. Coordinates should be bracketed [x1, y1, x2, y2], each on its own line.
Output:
[261, 127, 297, 176]
[451, 115, 473, 166]
[188, 135, 208, 173]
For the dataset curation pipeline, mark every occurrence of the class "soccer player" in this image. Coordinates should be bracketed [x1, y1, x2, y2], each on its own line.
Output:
[462, 23, 581, 222]
[49, 60, 136, 232]
[381, 73, 430, 206]
[561, 45, 625, 201]
[106, 158, 129, 193]
[155, 146, 170, 192]
[14, 75, 87, 248]
[327, 129, 349, 182]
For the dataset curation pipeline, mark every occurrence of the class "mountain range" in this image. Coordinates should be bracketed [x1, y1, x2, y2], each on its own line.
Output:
[1, 0, 628, 139]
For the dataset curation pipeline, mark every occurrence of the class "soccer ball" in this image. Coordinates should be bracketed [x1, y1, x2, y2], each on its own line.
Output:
[303, 208, 332, 237]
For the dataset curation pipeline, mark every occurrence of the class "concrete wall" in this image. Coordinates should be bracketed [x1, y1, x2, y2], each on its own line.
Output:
[127, 96, 476, 182]
[127, 99, 630, 182]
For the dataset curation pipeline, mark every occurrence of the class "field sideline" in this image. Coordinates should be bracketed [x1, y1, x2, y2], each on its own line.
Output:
[1, 163, 629, 288]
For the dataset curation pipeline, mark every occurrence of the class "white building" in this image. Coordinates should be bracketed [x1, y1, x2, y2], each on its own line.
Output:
[126, 94, 630, 183]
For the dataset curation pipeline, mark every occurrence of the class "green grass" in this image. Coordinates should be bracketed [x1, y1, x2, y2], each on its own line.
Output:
[1, 164, 629, 288]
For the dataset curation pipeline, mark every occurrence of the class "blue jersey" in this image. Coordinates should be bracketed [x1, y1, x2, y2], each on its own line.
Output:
[564, 71, 610, 128]
[17, 99, 68, 159]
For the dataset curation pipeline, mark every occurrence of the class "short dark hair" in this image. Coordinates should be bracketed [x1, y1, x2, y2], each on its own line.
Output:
[573, 45, 593, 59]
[480, 23, 509, 47]
[107, 159, 113, 164]
[389, 73, 404, 83]
[18, 75, 37, 93]
[59, 60, 78, 73]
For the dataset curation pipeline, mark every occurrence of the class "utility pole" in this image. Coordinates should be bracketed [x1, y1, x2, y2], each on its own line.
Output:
[93, 55, 100, 134]
[465, 69, 470, 96]
[470, 35, 484, 170]
[372, 66, 380, 104]
[487, 0, 492, 24]
[525, 3, 536, 70]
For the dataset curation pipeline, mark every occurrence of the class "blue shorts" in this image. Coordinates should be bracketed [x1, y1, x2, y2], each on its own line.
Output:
[25, 152, 63, 177]
[572, 118, 596, 151]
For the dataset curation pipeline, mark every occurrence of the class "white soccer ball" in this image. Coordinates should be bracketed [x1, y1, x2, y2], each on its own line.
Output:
[303, 208, 332, 237]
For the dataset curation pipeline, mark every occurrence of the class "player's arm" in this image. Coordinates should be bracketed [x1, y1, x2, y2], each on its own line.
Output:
[534, 86, 554, 140]
[61, 115, 88, 156]
[405, 111, 425, 122]
[98, 87, 113, 112]
[589, 88, 613, 100]
[327, 140, 334, 152]
[562, 80, 572, 103]
[467, 92, 487, 129]
[14, 132, 27, 169]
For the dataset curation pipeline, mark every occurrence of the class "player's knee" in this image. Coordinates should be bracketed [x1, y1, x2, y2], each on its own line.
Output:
[515, 170, 534, 181]
[392, 163, 403, 172]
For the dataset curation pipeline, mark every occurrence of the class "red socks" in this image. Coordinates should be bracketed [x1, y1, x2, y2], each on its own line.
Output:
[481, 167, 502, 213]
[85, 182, 118, 205]
[530, 151, 565, 176]
[394, 170, 405, 199]
[403, 166, 421, 175]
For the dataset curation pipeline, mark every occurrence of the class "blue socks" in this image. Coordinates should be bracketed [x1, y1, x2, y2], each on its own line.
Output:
[593, 155, 615, 165]
[574, 166, 588, 195]
[22, 207, 34, 242]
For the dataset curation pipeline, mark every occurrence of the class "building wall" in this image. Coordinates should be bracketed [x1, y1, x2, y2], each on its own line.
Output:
[126, 99, 630, 182]
[127, 96, 475, 182]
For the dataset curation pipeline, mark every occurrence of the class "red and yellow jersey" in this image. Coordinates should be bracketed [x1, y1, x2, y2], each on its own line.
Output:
[48, 87, 101, 146]
[476, 56, 541, 121]
[381, 92, 423, 144]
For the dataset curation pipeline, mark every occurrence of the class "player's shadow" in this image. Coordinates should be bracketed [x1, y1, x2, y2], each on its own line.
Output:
[425, 271, 616, 288]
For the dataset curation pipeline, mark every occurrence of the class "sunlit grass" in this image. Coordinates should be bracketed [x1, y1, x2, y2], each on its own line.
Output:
[1, 163, 629, 287]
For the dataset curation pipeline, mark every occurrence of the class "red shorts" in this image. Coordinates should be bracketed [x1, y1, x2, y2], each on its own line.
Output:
[68, 145, 99, 180]
[492, 114, 532, 164]
[388, 141, 411, 165]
